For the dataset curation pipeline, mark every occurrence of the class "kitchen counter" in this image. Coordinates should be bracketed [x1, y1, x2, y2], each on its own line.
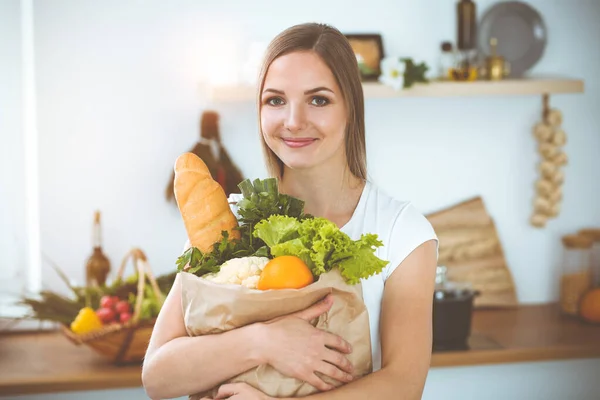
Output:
[1, 303, 599, 396]
[433, 302, 600, 367]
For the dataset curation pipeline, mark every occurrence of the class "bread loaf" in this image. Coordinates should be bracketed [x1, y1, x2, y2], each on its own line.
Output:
[173, 152, 240, 253]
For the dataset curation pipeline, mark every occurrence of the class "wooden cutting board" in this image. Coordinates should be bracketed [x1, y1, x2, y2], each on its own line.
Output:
[426, 197, 518, 308]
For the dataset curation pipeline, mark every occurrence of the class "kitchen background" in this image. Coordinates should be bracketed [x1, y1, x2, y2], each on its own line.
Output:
[1, 0, 599, 399]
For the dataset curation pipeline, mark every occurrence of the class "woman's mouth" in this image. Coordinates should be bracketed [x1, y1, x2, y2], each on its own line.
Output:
[282, 137, 317, 148]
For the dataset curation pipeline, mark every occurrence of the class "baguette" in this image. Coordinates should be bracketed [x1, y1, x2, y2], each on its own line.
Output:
[173, 152, 240, 253]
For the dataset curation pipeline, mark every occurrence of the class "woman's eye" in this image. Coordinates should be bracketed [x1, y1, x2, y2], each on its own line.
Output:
[311, 96, 329, 107]
[266, 97, 285, 106]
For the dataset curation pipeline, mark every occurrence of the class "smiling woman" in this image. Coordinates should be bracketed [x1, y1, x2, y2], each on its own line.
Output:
[142, 22, 438, 400]
[256, 29, 366, 185]
[259, 51, 348, 175]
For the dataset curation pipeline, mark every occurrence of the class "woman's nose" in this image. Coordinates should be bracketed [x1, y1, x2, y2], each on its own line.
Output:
[284, 103, 307, 133]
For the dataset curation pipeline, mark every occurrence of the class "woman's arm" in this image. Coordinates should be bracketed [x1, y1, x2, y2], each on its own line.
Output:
[142, 243, 354, 399]
[295, 239, 438, 400]
[141, 272, 267, 399]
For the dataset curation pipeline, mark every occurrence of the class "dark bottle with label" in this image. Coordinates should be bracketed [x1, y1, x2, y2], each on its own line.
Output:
[457, 0, 477, 50]
[85, 210, 111, 287]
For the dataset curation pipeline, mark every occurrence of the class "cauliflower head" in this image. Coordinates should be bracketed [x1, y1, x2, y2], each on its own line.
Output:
[203, 256, 270, 289]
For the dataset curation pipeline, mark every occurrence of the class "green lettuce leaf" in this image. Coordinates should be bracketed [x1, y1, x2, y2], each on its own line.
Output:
[270, 238, 314, 271]
[252, 215, 389, 284]
[253, 215, 301, 248]
[332, 233, 389, 285]
[299, 218, 339, 276]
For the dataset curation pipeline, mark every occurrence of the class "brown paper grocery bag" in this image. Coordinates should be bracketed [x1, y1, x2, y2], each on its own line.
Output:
[180, 269, 373, 399]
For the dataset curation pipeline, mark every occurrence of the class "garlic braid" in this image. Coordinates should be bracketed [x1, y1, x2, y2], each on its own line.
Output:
[530, 105, 567, 228]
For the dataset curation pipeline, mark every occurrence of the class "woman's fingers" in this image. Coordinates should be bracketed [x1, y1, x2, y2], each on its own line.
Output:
[321, 347, 355, 375]
[316, 360, 354, 383]
[215, 382, 241, 398]
[321, 330, 352, 354]
[303, 370, 335, 392]
[304, 359, 354, 392]
[291, 295, 333, 322]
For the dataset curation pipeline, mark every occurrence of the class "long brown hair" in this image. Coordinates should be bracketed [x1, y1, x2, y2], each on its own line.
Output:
[256, 23, 367, 180]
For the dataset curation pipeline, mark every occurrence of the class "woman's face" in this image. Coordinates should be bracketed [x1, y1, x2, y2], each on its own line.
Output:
[260, 51, 347, 173]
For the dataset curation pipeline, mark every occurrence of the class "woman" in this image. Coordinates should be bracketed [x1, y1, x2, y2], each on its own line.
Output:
[142, 22, 438, 400]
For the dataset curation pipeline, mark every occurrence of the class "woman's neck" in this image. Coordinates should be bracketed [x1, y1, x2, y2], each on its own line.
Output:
[279, 162, 365, 228]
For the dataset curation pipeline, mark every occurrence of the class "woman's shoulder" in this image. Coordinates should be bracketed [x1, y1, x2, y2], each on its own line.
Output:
[363, 181, 438, 278]
[363, 181, 430, 225]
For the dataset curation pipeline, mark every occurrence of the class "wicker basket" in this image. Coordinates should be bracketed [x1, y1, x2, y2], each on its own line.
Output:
[61, 248, 165, 365]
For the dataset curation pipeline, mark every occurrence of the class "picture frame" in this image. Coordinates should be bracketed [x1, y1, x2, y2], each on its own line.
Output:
[344, 34, 385, 81]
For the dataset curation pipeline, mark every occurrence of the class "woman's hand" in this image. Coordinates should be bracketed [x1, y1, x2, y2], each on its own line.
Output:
[257, 294, 355, 391]
[201, 382, 272, 400]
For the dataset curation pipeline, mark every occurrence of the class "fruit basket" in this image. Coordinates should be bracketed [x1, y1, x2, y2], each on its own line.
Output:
[60, 248, 164, 364]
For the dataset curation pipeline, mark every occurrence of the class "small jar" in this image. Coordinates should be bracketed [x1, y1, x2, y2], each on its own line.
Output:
[578, 228, 600, 287]
[559, 234, 593, 316]
[438, 41, 456, 81]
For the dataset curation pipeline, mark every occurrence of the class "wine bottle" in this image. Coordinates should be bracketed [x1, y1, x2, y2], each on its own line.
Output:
[457, 0, 477, 50]
[85, 210, 111, 287]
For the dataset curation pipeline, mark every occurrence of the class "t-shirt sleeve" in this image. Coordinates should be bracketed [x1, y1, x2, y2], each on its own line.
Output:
[227, 193, 244, 220]
[383, 202, 439, 280]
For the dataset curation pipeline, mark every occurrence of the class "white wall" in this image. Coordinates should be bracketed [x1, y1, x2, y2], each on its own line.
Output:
[4, 0, 599, 398]
[0, 0, 27, 297]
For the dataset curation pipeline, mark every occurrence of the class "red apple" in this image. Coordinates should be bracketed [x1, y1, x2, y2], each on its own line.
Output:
[115, 300, 131, 315]
[120, 312, 132, 324]
[96, 307, 116, 324]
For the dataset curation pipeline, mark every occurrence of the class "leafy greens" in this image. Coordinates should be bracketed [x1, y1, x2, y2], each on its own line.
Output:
[176, 178, 304, 274]
[176, 177, 389, 285]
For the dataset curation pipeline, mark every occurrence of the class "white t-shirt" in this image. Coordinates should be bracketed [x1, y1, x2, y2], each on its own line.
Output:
[227, 180, 438, 372]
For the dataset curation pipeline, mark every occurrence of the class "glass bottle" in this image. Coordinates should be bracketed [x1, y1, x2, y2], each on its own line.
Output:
[456, 0, 478, 79]
[438, 41, 456, 81]
[578, 228, 600, 287]
[559, 234, 593, 316]
[85, 210, 111, 287]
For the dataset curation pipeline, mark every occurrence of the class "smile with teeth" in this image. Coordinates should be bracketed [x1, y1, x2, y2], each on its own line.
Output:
[282, 137, 317, 148]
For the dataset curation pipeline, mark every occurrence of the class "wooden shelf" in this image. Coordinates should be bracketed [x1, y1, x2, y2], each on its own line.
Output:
[207, 77, 584, 102]
[1, 304, 599, 396]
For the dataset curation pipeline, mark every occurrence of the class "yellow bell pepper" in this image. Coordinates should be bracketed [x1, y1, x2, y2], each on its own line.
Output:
[70, 307, 103, 334]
